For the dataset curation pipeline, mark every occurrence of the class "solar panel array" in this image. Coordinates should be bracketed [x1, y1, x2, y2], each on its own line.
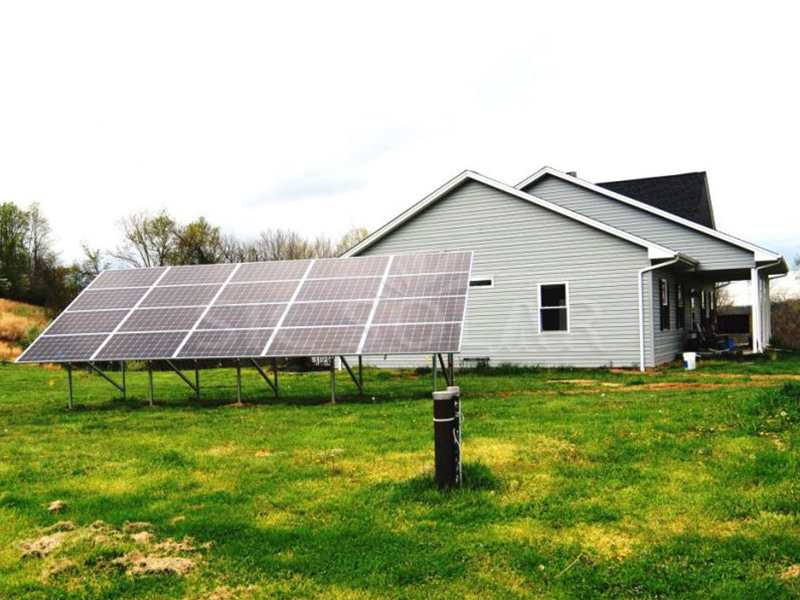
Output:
[17, 251, 473, 363]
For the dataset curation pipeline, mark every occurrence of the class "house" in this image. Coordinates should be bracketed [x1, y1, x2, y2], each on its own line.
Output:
[344, 167, 788, 369]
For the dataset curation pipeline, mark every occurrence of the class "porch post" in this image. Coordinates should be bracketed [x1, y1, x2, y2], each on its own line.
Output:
[751, 268, 761, 353]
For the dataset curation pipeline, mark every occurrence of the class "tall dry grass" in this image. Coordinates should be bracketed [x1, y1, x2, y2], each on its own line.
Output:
[0, 299, 50, 360]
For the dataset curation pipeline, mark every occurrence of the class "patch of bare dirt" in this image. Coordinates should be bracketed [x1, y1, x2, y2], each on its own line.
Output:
[131, 531, 154, 545]
[40, 557, 77, 579]
[47, 500, 66, 513]
[123, 521, 153, 533]
[113, 551, 196, 576]
[780, 564, 800, 580]
[154, 536, 199, 554]
[20, 532, 68, 557]
[42, 520, 75, 533]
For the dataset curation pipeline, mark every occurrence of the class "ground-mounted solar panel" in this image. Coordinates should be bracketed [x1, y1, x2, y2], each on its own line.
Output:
[363, 323, 462, 354]
[381, 273, 467, 299]
[178, 329, 274, 358]
[19, 334, 109, 362]
[216, 281, 299, 305]
[95, 332, 188, 360]
[158, 263, 236, 286]
[141, 285, 219, 308]
[90, 267, 167, 289]
[296, 277, 381, 302]
[199, 304, 286, 330]
[233, 260, 311, 283]
[46, 310, 130, 335]
[283, 301, 373, 327]
[267, 326, 364, 356]
[16, 250, 473, 363]
[120, 307, 206, 332]
[372, 296, 466, 325]
[70, 288, 149, 311]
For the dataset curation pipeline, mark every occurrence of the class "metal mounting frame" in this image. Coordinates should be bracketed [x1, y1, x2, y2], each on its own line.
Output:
[250, 358, 278, 397]
[437, 353, 455, 387]
[87, 362, 126, 397]
[340, 356, 364, 395]
[164, 359, 199, 398]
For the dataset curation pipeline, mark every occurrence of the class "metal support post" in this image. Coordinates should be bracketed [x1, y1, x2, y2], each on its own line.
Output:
[358, 355, 363, 391]
[330, 357, 336, 403]
[236, 361, 243, 405]
[194, 361, 200, 399]
[432, 386, 461, 489]
[340, 356, 364, 395]
[448, 353, 455, 386]
[121, 361, 127, 400]
[432, 354, 437, 392]
[66, 363, 74, 409]
[273, 358, 279, 398]
[147, 361, 154, 406]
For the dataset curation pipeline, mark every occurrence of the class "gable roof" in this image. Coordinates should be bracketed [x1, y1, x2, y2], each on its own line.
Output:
[343, 170, 683, 262]
[598, 172, 715, 229]
[516, 167, 786, 269]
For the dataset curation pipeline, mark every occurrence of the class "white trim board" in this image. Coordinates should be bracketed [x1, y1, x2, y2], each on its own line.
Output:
[515, 166, 786, 268]
[342, 170, 681, 262]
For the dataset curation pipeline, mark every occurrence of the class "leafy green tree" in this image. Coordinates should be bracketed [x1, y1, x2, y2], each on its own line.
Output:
[0, 202, 31, 298]
[172, 217, 224, 264]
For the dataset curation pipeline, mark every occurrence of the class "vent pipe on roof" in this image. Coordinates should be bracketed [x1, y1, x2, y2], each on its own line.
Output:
[566, 171, 577, 177]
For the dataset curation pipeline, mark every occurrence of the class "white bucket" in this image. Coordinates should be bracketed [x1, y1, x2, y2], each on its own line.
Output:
[683, 352, 697, 370]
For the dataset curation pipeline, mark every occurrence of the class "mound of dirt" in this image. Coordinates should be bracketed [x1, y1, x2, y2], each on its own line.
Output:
[47, 500, 66, 513]
[113, 551, 196, 576]
[780, 564, 800, 580]
[123, 521, 153, 533]
[131, 531, 154, 545]
[20, 532, 68, 558]
[42, 521, 75, 533]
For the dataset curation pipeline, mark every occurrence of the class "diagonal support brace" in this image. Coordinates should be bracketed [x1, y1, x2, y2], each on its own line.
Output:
[165, 360, 199, 396]
[87, 362, 125, 393]
[437, 354, 453, 387]
[340, 356, 364, 395]
[250, 359, 278, 396]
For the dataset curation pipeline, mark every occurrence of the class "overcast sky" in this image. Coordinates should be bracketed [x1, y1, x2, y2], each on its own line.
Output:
[1, 0, 798, 290]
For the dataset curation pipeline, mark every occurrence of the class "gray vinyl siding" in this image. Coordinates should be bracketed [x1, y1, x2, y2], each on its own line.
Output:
[356, 179, 652, 368]
[524, 176, 755, 271]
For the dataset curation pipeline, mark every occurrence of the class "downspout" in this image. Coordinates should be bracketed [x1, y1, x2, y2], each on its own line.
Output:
[638, 256, 681, 372]
[752, 259, 784, 352]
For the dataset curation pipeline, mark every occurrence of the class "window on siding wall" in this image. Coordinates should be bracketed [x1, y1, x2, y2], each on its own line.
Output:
[539, 283, 569, 332]
[660, 278, 670, 330]
[469, 278, 494, 288]
[691, 289, 698, 330]
[676, 284, 684, 329]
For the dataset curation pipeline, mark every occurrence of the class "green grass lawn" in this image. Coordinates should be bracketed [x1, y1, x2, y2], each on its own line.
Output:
[1, 354, 800, 599]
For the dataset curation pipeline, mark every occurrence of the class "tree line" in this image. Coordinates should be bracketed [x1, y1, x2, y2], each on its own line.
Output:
[0, 202, 368, 313]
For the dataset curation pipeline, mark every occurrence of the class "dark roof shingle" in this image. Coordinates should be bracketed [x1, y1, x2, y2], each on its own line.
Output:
[598, 172, 715, 229]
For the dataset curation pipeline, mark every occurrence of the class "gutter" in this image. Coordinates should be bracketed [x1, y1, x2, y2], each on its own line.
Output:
[638, 256, 682, 372]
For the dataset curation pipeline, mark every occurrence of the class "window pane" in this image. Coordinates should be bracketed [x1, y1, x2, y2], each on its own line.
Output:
[541, 308, 568, 331]
[541, 284, 566, 308]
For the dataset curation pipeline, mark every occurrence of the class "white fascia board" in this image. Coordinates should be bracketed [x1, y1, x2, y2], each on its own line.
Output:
[515, 167, 784, 264]
[344, 170, 679, 262]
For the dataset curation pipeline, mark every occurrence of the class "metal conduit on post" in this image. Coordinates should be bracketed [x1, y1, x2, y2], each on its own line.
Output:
[66, 363, 74, 409]
[330, 356, 336, 403]
[432, 386, 461, 489]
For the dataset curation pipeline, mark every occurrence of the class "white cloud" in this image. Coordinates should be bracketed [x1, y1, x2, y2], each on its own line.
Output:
[0, 0, 798, 267]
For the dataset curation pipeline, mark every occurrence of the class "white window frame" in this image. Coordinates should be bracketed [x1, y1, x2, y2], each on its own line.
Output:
[469, 277, 494, 289]
[538, 281, 570, 334]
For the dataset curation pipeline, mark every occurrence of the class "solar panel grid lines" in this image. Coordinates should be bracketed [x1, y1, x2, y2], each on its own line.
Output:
[356, 255, 394, 354]
[171, 263, 242, 358]
[95, 331, 189, 360]
[457, 250, 476, 353]
[198, 304, 287, 330]
[282, 300, 373, 328]
[88, 266, 173, 361]
[260, 259, 316, 356]
[17, 251, 474, 363]
[178, 328, 274, 358]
